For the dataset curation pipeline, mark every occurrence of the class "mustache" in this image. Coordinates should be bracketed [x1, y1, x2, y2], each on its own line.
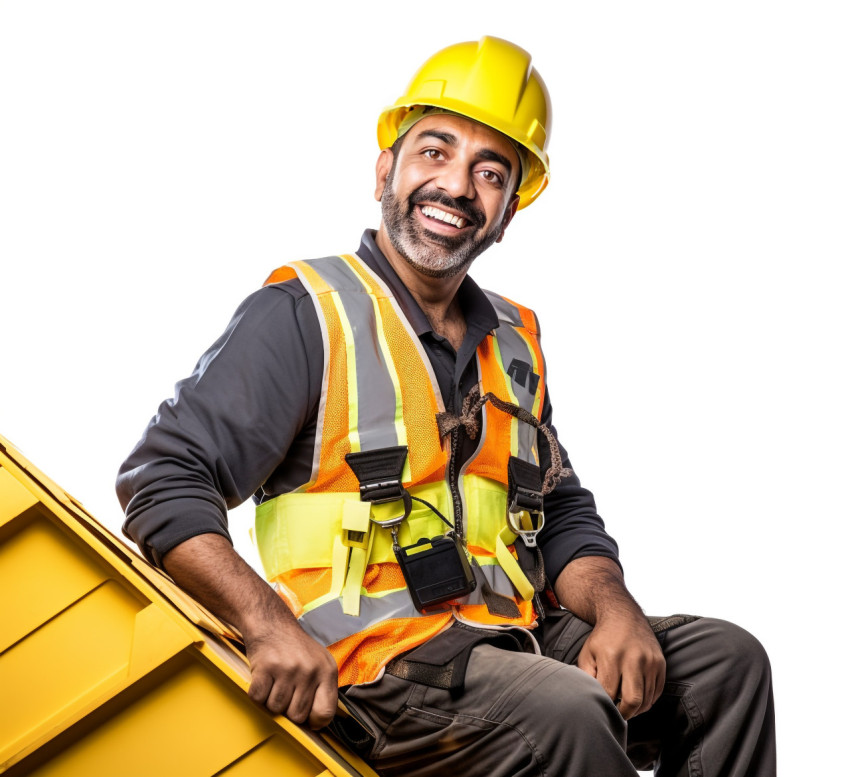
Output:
[408, 187, 485, 229]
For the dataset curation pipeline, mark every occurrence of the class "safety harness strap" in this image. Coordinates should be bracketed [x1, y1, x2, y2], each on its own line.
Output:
[385, 621, 532, 692]
[340, 500, 374, 615]
[339, 446, 411, 615]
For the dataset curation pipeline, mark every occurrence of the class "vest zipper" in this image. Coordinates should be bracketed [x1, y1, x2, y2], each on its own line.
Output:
[447, 426, 464, 537]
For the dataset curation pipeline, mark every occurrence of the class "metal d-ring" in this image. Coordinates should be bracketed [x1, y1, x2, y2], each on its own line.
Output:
[507, 507, 545, 548]
[370, 490, 413, 529]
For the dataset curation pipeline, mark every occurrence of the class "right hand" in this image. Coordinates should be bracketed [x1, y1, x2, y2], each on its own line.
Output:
[160, 534, 339, 730]
[243, 619, 339, 729]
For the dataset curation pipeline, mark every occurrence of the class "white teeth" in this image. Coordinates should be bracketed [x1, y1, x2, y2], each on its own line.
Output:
[421, 205, 467, 229]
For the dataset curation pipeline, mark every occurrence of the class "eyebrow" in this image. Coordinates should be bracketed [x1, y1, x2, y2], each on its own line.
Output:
[415, 128, 515, 179]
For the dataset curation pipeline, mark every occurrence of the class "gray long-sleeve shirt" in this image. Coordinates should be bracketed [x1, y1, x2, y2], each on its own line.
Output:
[117, 230, 619, 581]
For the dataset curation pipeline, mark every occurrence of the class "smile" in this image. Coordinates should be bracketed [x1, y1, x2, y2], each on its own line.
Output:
[419, 205, 469, 229]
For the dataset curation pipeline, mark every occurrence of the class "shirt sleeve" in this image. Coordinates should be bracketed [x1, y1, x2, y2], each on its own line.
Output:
[536, 389, 622, 583]
[116, 283, 322, 568]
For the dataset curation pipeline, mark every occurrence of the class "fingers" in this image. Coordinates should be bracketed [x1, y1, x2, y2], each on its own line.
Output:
[308, 677, 341, 730]
[616, 669, 645, 720]
[285, 661, 338, 729]
[245, 630, 338, 728]
[617, 651, 667, 719]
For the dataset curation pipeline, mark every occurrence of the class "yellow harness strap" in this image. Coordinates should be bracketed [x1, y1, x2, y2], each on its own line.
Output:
[496, 524, 535, 601]
[339, 499, 374, 616]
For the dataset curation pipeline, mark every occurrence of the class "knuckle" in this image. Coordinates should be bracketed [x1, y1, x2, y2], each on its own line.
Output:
[287, 706, 309, 725]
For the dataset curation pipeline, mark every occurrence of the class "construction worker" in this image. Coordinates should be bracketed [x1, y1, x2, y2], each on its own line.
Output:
[117, 37, 776, 776]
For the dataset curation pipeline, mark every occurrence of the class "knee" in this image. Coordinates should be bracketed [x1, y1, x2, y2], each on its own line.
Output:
[699, 618, 772, 688]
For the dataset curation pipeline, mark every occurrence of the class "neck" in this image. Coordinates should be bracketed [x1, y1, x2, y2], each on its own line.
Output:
[375, 226, 468, 350]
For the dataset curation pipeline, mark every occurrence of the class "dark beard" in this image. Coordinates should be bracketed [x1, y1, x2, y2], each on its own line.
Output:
[380, 167, 505, 279]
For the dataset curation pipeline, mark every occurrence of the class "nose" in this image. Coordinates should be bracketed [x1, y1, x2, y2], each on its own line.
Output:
[435, 158, 476, 201]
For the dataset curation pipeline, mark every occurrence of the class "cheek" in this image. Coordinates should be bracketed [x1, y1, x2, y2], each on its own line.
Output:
[396, 158, 435, 189]
[483, 194, 513, 227]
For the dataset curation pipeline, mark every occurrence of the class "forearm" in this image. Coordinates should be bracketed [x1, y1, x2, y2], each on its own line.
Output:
[162, 532, 296, 639]
[553, 556, 646, 625]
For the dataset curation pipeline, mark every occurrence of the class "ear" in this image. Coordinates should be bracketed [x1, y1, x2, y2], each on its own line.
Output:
[495, 194, 521, 243]
[374, 148, 395, 202]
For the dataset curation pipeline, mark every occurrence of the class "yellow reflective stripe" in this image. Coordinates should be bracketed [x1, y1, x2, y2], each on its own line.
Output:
[461, 474, 510, 553]
[464, 473, 534, 600]
[256, 484, 455, 577]
[258, 478, 536, 607]
[326, 289, 361, 454]
[489, 333, 519, 457]
[259, 480, 510, 572]
[340, 254, 409, 480]
[256, 493, 363, 576]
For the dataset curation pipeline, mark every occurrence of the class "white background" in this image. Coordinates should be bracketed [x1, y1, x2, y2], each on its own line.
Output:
[1, 2, 847, 773]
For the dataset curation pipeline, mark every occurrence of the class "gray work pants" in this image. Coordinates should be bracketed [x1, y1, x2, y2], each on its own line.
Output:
[344, 615, 776, 776]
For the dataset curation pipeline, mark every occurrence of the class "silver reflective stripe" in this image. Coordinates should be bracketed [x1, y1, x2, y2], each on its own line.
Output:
[298, 569, 520, 647]
[486, 293, 524, 328]
[298, 256, 401, 453]
[494, 323, 538, 464]
[466, 562, 519, 600]
[299, 588, 440, 647]
[290, 258, 335, 489]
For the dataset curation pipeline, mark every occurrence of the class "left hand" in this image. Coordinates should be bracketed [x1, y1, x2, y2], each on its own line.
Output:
[576, 612, 666, 720]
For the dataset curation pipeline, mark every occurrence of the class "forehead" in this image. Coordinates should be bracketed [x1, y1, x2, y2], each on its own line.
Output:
[403, 114, 519, 169]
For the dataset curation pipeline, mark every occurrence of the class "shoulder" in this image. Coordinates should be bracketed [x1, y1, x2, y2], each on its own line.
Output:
[483, 290, 540, 336]
[206, 273, 321, 364]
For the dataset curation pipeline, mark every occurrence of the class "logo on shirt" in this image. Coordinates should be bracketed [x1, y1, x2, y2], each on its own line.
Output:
[507, 359, 540, 395]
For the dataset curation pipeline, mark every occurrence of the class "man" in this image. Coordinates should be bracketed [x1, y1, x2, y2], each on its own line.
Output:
[118, 37, 775, 776]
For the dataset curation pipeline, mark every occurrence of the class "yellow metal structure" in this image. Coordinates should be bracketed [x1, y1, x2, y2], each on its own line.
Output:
[0, 433, 377, 777]
[377, 36, 552, 209]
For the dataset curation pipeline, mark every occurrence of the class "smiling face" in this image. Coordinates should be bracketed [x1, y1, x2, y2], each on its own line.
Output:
[375, 113, 521, 279]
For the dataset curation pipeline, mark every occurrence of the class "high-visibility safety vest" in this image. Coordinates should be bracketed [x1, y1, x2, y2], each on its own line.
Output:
[256, 253, 548, 686]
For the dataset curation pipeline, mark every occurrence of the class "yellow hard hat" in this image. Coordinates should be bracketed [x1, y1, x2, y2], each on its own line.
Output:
[377, 36, 552, 209]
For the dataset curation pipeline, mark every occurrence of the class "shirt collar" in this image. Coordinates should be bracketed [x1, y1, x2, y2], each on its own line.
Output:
[355, 229, 500, 339]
